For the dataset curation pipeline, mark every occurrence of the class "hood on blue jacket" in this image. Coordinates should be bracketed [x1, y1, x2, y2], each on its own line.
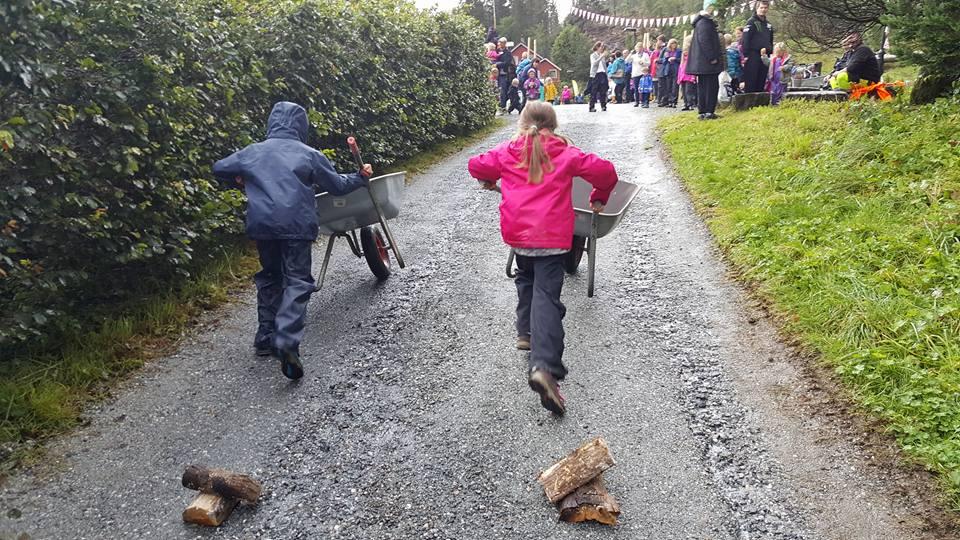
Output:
[266, 101, 309, 142]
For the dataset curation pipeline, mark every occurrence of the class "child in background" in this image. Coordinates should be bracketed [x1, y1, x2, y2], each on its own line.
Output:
[637, 66, 654, 107]
[523, 68, 542, 103]
[467, 102, 618, 415]
[677, 35, 697, 111]
[485, 42, 499, 62]
[506, 78, 523, 114]
[725, 34, 743, 95]
[560, 85, 573, 104]
[543, 77, 559, 103]
[213, 102, 372, 380]
[767, 42, 792, 104]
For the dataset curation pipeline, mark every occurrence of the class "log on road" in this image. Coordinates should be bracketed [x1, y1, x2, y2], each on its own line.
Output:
[182, 465, 262, 503]
[537, 437, 616, 504]
[558, 475, 621, 525]
[182, 493, 238, 527]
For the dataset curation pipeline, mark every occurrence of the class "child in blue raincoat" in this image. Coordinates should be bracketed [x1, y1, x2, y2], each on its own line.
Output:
[213, 101, 372, 380]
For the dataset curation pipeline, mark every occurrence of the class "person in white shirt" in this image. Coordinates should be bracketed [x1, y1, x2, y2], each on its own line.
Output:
[627, 43, 651, 106]
[588, 41, 609, 112]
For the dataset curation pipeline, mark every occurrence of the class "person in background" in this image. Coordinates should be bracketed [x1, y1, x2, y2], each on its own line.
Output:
[213, 102, 372, 380]
[621, 49, 633, 102]
[678, 35, 698, 111]
[485, 26, 499, 45]
[506, 78, 523, 114]
[467, 102, 617, 416]
[838, 32, 881, 85]
[657, 38, 681, 107]
[496, 38, 516, 112]
[725, 33, 743, 94]
[767, 42, 793, 104]
[628, 43, 651, 107]
[607, 50, 627, 104]
[637, 66, 654, 108]
[589, 41, 609, 112]
[544, 77, 559, 103]
[485, 42, 499, 62]
[649, 35, 665, 103]
[524, 68, 542, 103]
[687, 2, 724, 119]
[741, 0, 773, 92]
[560, 84, 573, 104]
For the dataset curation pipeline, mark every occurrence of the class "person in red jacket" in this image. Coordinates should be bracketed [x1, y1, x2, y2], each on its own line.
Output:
[467, 102, 618, 415]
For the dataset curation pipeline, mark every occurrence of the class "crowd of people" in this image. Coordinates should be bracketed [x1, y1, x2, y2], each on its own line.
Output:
[485, 0, 884, 120]
[487, 37, 573, 115]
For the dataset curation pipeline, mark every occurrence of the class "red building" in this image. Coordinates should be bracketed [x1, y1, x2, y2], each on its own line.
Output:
[511, 43, 562, 81]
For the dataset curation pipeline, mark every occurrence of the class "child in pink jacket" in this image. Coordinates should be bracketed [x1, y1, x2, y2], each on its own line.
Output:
[467, 102, 618, 415]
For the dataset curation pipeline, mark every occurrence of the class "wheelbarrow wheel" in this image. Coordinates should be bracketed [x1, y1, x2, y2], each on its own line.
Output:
[564, 236, 586, 274]
[360, 226, 391, 281]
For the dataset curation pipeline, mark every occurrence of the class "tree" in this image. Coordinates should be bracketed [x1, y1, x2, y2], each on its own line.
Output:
[551, 24, 592, 85]
[884, 0, 960, 102]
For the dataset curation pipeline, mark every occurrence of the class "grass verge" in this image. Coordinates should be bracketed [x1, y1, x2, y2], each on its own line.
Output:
[659, 97, 960, 505]
[0, 242, 259, 472]
[0, 119, 505, 473]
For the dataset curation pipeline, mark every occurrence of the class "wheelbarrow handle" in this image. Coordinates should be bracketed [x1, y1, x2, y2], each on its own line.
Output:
[347, 136, 364, 171]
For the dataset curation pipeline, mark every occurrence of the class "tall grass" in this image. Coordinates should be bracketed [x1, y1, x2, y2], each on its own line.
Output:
[660, 97, 960, 502]
[0, 244, 258, 467]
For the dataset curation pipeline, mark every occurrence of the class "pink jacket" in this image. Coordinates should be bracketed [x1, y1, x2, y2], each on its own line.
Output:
[468, 135, 618, 249]
[677, 54, 696, 84]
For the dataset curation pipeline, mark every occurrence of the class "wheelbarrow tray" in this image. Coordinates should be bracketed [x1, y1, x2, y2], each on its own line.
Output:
[571, 177, 640, 239]
[315, 172, 405, 236]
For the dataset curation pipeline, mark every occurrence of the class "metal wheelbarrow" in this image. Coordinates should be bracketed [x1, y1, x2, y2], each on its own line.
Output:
[314, 138, 406, 289]
[506, 177, 639, 297]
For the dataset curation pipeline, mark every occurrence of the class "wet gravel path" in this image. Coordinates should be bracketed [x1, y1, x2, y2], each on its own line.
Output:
[0, 105, 942, 540]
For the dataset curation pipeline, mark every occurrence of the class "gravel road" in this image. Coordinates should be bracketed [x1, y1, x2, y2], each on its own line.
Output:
[0, 105, 950, 540]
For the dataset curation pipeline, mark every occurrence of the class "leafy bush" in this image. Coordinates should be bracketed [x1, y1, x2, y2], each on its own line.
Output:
[0, 0, 495, 352]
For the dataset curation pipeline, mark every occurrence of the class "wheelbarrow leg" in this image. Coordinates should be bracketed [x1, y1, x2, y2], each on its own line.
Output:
[366, 187, 406, 269]
[506, 249, 517, 278]
[587, 213, 597, 298]
[315, 235, 337, 291]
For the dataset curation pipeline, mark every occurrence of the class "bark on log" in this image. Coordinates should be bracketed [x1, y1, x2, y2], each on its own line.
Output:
[537, 437, 616, 504]
[182, 493, 238, 527]
[558, 475, 620, 525]
[182, 465, 262, 503]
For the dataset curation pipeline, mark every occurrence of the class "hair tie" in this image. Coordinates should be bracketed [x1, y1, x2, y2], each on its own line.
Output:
[530, 125, 539, 132]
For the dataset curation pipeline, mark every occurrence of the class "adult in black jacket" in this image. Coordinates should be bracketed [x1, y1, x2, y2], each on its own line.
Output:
[495, 40, 515, 110]
[741, 0, 773, 93]
[687, 12, 723, 118]
[842, 33, 882, 84]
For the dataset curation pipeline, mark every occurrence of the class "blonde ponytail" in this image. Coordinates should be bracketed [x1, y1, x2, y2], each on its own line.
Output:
[515, 102, 561, 185]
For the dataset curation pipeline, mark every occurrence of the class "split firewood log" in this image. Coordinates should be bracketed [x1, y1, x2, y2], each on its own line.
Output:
[537, 437, 616, 504]
[182, 493, 238, 527]
[182, 465, 262, 504]
[558, 475, 620, 525]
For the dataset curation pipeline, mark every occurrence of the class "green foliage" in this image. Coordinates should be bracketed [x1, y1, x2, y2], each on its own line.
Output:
[0, 0, 494, 352]
[660, 98, 960, 504]
[459, 0, 560, 53]
[885, 0, 960, 101]
[551, 25, 593, 85]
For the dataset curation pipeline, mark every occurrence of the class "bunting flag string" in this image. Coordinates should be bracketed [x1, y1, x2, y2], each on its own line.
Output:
[569, 0, 774, 28]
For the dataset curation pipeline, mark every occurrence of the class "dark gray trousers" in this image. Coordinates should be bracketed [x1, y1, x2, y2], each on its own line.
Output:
[515, 254, 567, 380]
[254, 239, 315, 354]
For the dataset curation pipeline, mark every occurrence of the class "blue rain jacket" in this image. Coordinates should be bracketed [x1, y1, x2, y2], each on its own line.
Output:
[213, 102, 366, 240]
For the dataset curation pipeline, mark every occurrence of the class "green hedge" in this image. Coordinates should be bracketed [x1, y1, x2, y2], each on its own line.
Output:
[0, 0, 494, 351]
